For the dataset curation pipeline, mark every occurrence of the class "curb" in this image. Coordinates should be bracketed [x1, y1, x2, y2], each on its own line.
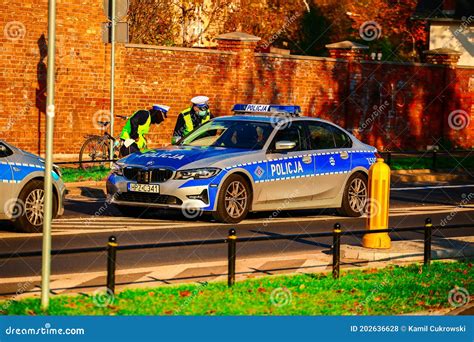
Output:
[341, 237, 474, 262]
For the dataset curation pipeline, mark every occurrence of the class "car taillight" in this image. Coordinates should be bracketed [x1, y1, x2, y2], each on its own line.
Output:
[375, 151, 382, 159]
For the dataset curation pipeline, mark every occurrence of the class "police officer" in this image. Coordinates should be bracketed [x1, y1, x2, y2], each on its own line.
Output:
[120, 104, 170, 157]
[172, 96, 213, 144]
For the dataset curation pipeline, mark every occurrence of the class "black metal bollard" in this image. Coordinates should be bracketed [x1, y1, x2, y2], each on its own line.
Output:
[432, 151, 437, 171]
[227, 228, 237, 287]
[107, 236, 118, 295]
[424, 218, 432, 267]
[332, 223, 341, 279]
[387, 152, 392, 167]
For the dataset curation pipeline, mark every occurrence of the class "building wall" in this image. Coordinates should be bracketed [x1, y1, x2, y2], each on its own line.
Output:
[0, 1, 473, 156]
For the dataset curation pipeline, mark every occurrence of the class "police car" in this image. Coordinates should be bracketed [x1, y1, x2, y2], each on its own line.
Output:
[0, 140, 66, 232]
[107, 104, 377, 223]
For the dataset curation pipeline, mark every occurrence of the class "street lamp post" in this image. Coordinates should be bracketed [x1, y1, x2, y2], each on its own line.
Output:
[109, 0, 116, 163]
[41, 0, 57, 311]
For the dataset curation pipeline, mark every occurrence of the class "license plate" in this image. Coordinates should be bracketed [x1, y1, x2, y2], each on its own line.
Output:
[128, 183, 160, 193]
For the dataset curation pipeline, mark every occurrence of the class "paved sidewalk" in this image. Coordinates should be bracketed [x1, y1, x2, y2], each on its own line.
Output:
[1, 236, 472, 300]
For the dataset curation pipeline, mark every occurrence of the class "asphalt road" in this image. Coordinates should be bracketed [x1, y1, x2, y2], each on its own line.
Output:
[1, 184, 474, 278]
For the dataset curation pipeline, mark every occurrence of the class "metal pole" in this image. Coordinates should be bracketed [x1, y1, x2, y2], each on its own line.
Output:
[227, 228, 236, 287]
[109, 0, 116, 163]
[424, 218, 432, 267]
[332, 223, 341, 279]
[107, 236, 118, 295]
[41, 0, 57, 311]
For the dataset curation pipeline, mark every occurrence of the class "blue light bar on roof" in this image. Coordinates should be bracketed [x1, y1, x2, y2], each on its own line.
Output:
[232, 104, 301, 115]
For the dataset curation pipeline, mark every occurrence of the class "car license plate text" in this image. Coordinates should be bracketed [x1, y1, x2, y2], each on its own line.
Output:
[128, 183, 160, 193]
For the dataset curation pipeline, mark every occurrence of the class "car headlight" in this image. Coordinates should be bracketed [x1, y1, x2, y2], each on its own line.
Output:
[175, 168, 221, 180]
[111, 162, 124, 176]
[53, 164, 62, 178]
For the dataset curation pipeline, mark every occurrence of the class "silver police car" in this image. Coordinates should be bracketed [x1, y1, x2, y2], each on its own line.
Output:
[107, 104, 377, 223]
[0, 140, 66, 232]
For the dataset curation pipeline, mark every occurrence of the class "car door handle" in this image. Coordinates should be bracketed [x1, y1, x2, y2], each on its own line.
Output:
[12, 166, 21, 172]
[340, 151, 349, 160]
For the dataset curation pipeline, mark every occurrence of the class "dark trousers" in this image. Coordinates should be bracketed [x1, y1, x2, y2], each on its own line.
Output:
[119, 142, 140, 157]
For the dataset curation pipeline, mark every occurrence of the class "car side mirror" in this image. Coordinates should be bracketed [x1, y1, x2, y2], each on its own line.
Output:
[275, 141, 296, 151]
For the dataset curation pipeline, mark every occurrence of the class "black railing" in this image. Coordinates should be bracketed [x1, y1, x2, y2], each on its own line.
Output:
[0, 219, 471, 295]
[379, 150, 474, 171]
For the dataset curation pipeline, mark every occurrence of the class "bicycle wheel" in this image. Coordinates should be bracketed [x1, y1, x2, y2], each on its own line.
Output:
[79, 136, 110, 170]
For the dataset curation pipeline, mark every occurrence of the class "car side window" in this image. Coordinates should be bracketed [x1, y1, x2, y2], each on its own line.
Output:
[306, 122, 336, 150]
[0, 143, 13, 158]
[330, 125, 353, 148]
[270, 122, 307, 152]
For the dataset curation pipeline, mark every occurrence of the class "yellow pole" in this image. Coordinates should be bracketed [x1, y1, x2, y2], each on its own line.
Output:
[362, 158, 391, 249]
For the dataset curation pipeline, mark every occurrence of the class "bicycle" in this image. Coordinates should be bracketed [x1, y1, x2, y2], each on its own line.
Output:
[79, 115, 129, 170]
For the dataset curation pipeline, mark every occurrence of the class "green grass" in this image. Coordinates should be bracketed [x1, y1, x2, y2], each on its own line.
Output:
[390, 155, 474, 171]
[61, 166, 110, 183]
[2, 261, 472, 316]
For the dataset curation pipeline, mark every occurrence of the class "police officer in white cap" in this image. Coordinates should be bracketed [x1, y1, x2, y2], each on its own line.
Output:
[172, 96, 213, 144]
[120, 104, 170, 156]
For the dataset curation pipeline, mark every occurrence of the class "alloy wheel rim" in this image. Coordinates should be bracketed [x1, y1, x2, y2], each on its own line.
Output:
[225, 181, 248, 218]
[25, 189, 45, 226]
[348, 178, 367, 213]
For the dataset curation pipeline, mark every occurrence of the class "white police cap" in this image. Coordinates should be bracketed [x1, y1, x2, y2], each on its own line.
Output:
[191, 96, 209, 105]
[152, 104, 170, 113]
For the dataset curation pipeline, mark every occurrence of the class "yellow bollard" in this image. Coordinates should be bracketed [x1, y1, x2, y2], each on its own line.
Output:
[362, 158, 391, 249]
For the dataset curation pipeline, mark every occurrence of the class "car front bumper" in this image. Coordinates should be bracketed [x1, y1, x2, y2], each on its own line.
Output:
[106, 173, 218, 211]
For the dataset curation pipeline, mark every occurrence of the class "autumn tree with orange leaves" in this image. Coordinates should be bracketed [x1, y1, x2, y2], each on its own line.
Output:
[128, 0, 428, 60]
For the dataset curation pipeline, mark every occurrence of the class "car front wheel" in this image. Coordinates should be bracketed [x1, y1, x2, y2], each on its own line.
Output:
[337, 173, 368, 217]
[13, 179, 58, 233]
[212, 174, 251, 224]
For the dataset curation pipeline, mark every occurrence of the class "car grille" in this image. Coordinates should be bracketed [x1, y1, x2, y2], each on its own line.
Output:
[116, 193, 182, 205]
[123, 167, 173, 183]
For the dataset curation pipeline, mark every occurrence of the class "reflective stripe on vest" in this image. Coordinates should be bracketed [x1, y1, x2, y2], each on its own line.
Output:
[182, 109, 211, 136]
[120, 111, 151, 150]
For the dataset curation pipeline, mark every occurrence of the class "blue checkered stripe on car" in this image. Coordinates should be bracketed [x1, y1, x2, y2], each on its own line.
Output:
[224, 150, 375, 184]
[0, 161, 45, 183]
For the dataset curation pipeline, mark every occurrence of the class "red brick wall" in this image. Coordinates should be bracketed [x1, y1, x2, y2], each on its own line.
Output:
[0, 1, 473, 155]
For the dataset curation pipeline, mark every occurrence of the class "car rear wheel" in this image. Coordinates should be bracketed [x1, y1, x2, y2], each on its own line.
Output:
[337, 173, 368, 217]
[212, 174, 251, 224]
[13, 179, 58, 233]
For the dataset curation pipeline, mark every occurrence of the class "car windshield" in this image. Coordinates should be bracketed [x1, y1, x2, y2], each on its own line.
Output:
[180, 120, 274, 150]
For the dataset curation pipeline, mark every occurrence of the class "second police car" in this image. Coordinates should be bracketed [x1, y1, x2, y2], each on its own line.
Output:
[106, 104, 378, 223]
